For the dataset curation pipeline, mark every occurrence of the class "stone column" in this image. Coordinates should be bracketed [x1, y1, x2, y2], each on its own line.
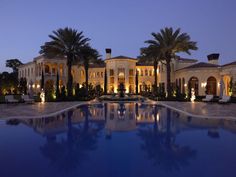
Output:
[125, 66, 129, 93]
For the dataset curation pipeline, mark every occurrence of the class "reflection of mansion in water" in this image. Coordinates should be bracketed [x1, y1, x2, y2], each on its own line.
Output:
[22, 103, 156, 134]
[21, 103, 236, 137]
[19, 49, 236, 96]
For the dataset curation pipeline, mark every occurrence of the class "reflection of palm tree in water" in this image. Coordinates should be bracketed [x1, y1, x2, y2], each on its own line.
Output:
[40, 105, 103, 175]
[137, 107, 197, 172]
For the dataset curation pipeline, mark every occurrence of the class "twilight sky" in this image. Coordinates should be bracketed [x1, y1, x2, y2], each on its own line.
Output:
[0, 0, 236, 72]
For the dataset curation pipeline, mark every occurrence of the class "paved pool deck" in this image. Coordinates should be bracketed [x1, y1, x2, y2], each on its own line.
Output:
[158, 101, 236, 119]
[0, 101, 86, 119]
[0, 100, 235, 120]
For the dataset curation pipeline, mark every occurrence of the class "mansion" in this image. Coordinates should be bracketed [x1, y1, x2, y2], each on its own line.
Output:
[18, 49, 236, 96]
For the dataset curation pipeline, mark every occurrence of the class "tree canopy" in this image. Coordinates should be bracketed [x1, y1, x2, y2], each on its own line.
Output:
[6, 59, 23, 73]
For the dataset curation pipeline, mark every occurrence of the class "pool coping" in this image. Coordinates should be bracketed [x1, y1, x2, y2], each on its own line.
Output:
[1, 100, 236, 121]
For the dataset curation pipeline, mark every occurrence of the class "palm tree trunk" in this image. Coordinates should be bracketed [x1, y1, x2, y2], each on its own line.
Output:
[56, 72, 60, 100]
[104, 69, 107, 94]
[135, 69, 139, 94]
[85, 65, 89, 96]
[166, 59, 171, 98]
[154, 59, 158, 88]
[67, 62, 73, 98]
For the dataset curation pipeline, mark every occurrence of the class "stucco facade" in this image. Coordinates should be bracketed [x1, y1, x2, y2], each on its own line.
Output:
[18, 50, 236, 96]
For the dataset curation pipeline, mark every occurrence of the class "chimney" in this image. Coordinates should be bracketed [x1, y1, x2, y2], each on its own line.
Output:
[207, 53, 219, 65]
[105, 48, 112, 59]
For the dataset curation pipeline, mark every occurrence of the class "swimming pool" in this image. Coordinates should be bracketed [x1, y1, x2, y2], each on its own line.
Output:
[0, 102, 236, 177]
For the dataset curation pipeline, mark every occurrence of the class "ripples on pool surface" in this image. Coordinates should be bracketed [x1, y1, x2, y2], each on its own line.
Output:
[0, 102, 236, 177]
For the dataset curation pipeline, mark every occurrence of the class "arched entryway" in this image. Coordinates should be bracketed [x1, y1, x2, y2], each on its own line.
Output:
[206, 76, 217, 95]
[188, 77, 199, 96]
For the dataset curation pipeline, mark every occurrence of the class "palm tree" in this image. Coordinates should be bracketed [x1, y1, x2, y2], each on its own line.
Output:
[78, 45, 101, 96]
[40, 27, 90, 97]
[139, 45, 162, 89]
[145, 27, 198, 98]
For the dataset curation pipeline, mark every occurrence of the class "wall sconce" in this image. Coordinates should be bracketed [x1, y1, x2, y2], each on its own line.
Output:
[201, 82, 207, 88]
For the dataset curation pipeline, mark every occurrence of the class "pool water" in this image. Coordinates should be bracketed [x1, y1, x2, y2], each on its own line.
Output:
[0, 102, 236, 177]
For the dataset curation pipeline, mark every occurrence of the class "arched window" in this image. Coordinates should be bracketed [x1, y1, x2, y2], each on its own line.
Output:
[207, 76, 217, 95]
[145, 69, 148, 76]
[149, 70, 152, 76]
[45, 65, 50, 74]
[188, 77, 199, 96]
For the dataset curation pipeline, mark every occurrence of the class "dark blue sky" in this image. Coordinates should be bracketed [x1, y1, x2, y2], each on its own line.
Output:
[1, 0, 236, 72]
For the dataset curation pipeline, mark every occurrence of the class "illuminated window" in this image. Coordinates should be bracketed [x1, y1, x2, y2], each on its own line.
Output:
[110, 77, 114, 84]
[118, 68, 125, 75]
[149, 70, 152, 76]
[80, 70, 84, 76]
[52, 68, 56, 74]
[45, 65, 50, 74]
[145, 69, 148, 76]
[129, 77, 134, 84]
[129, 69, 134, 76]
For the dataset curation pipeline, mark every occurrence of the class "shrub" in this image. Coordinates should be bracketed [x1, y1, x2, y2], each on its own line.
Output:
[95, 85, 103, 97]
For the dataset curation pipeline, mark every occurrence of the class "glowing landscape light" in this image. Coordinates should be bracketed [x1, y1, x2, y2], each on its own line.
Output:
[40, 89, 45, 103]
[190, 88, 196, 102]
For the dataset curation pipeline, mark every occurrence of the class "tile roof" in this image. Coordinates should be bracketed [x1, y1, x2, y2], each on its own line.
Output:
[176, 62, 219, 71]
[222, 61, 236, 67]
[106, 55, 137, 60]
[89, 63, 106, 68]
[136, 62, 153, 66]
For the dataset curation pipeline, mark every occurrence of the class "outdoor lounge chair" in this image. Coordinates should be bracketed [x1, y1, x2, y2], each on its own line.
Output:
[219, 95, 231, 103]
[202, 94, 214, 102]
[21, 95, 34, 103]
[5, 95, 18, 103]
